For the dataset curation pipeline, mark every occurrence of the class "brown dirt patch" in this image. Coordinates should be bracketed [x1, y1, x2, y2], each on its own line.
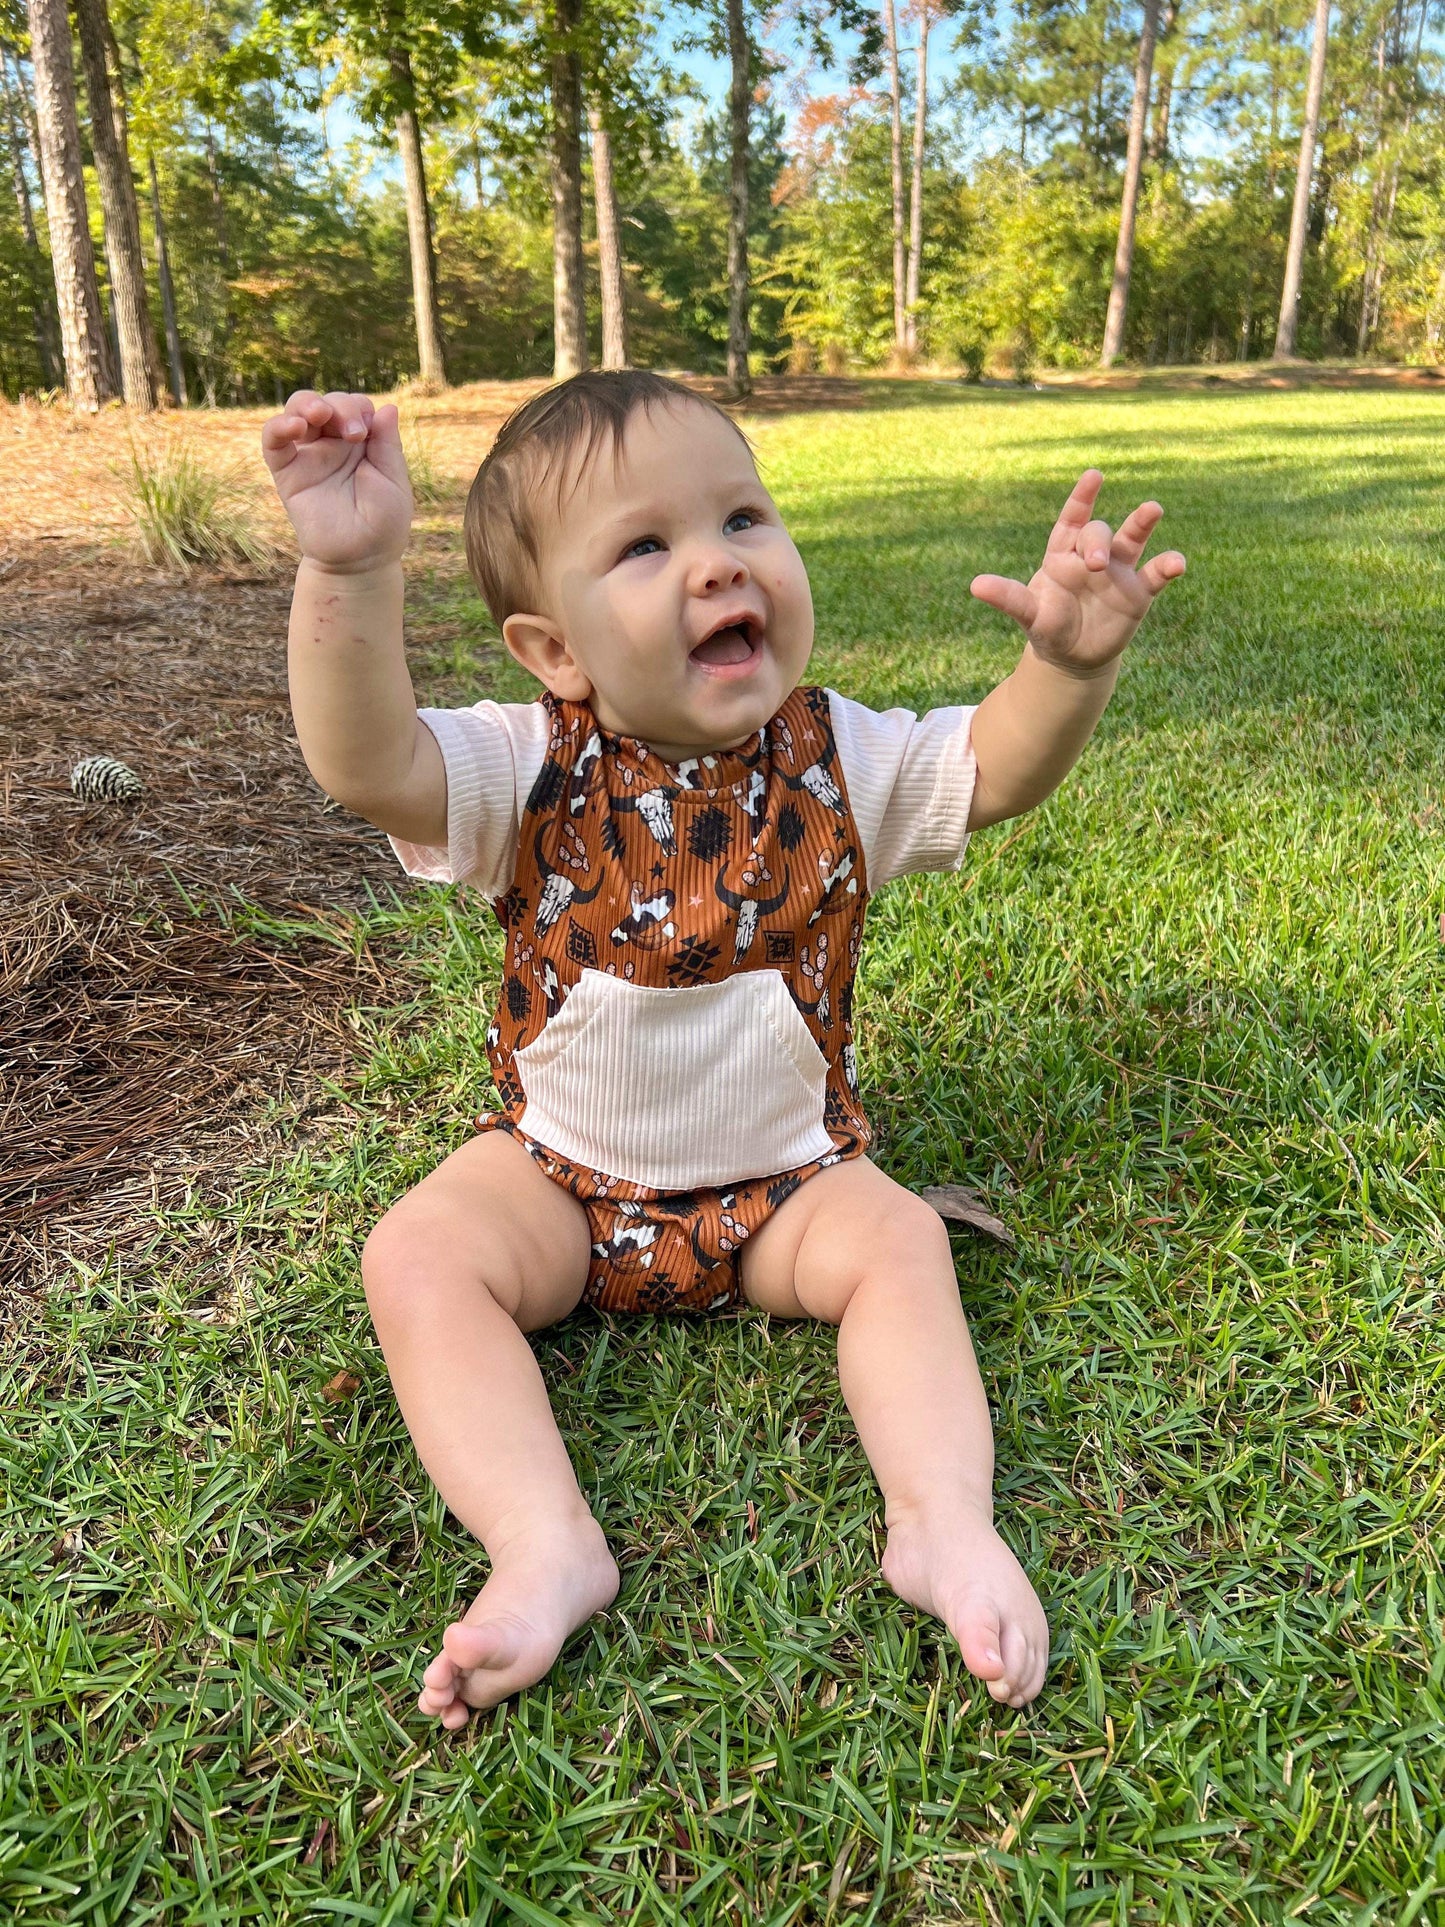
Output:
[0, 375, 872, 553]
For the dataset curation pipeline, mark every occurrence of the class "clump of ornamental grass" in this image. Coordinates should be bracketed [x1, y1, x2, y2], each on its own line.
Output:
[123, 432, 276, 572]
[399, 408, 447, 507]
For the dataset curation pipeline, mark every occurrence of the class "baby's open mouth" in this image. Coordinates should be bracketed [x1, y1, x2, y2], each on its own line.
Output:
[690, 620, 759, 667]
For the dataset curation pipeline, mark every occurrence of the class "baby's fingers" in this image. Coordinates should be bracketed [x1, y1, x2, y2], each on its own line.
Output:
[971, 573, 1038, 630]
[260, 411, 308, 470]
[1111, 500, 1164, 565]
[261, 390, 336, 469]
[321, 389, 374, 442]
[1078, 518, 1114, 570]
[1045, 469, 1105, 552]
[1137, 550, 1186, 596]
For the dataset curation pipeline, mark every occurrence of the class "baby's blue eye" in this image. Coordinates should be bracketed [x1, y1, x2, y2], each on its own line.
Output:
[725, 510, 758, 533]
[624, 536, 663, 559]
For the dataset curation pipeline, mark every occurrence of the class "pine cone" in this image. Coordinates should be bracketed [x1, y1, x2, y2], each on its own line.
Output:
[70, 756, 145, 803]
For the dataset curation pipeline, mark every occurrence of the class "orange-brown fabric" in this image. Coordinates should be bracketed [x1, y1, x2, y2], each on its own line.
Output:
[490, 1121, 866, 1315]
[475, 683, 874, 1314]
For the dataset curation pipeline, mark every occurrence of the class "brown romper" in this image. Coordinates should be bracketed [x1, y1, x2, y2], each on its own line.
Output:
[474, 683, 874, 1316]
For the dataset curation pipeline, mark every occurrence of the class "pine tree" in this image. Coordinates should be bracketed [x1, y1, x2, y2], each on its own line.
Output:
[1274, 0, 1330, 359]
[588, 99, 628, 368]
[24, 0, 116, 404]
[1100, 0, 1161, 365]
[73, 0, 162, 409]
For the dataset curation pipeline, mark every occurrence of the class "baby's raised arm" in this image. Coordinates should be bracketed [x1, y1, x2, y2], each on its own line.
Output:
[262, 390, 446, 845]
[966, 470, 1185, 829]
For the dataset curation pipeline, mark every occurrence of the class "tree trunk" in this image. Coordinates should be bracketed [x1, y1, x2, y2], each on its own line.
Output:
[1356, 167, 1388, 353]
[203, 121, 229, 271]
[148, 149, 186, 403]
[1356, 0, 1425, 353]
[0, 43, 63, 387]
[389, 45, 447, 387]
[725, 0, 750, 395]
[73, 0, 161, 409]
[1100, 0, 1161, 367]
[883, 0, 906, 355]
[1354, 21, 1388, 353]
[588, 100, 628, 370]
[549, 0, 588, 380]
[1274, 0, 1330, 360]
[904, 1, 930, 356]
[25, 0, 116, 406]
[1146, 0, 1179, 164]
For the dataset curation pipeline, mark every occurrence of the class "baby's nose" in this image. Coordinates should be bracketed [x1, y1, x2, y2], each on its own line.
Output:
[692, 547, 749, 592]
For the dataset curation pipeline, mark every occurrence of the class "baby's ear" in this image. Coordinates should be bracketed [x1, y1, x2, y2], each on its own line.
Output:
[502, 613, 591, 702]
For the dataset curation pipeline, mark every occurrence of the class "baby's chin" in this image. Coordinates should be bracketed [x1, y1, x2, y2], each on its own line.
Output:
[601, 655, 809, 756]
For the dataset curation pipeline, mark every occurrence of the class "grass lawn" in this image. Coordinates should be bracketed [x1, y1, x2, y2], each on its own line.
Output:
[5, 381, 1444, 1924]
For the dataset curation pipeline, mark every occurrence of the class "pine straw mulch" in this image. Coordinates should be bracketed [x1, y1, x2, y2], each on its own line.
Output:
[0, 375, 874, 546]
[0, 542, 414, 1324]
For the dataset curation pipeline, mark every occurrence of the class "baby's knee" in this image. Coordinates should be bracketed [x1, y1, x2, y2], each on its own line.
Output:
[360, 1199, 484, 1315]
[360, 1204, 421, 1312]
[798, 1189, 954, 1321]
[845, 1192, 953, 1284]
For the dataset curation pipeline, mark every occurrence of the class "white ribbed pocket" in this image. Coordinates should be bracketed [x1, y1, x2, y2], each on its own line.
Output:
[513, 967, 835, 1190]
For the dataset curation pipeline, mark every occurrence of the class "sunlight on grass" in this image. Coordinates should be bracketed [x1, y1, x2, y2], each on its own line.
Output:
[6, 385, 1444, 1924]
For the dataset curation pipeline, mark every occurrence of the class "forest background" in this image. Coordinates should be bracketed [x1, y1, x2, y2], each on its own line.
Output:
[0, 0, 1442, 410]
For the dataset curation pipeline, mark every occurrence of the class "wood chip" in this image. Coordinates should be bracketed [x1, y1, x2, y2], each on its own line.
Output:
[918, 1185, 1017, 1248]
[321, 1372, 361, 1403]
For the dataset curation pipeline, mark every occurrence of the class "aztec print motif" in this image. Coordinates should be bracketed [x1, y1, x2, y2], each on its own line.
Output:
[474, 683, 874, 1315]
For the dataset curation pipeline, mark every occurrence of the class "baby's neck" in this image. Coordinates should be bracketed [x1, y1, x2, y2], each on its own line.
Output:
[593, 709, 764, 764]
[639, 731, 756, 762]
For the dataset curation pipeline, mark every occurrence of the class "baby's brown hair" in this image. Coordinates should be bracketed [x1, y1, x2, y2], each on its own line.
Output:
[463, 371, 755, 627]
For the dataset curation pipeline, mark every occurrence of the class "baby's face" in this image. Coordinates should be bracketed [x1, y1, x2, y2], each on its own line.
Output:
[506, 400, 813, 762]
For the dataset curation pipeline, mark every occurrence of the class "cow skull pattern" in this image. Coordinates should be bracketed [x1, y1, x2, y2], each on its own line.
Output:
[474, 684, 875, 1315]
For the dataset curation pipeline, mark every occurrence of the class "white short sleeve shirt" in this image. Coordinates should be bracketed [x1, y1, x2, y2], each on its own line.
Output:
[388, 687, 978, 902]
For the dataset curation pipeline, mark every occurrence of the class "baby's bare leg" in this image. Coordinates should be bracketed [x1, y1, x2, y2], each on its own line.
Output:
[740, 1156, 1049, 1708]
[361, 1130, 618, 1726]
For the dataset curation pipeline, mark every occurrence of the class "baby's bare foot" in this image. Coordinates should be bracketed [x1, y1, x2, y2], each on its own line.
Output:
[881, 1500, 1049, 1708]
[417, 1516, 620, 1729]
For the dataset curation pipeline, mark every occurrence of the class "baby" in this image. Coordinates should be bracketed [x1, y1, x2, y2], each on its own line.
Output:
[262, 371, 1184, 1730]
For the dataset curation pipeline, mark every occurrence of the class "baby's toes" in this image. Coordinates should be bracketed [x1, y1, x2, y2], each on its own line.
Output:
[996, 1616, 1051, 1708]
[998, 1622, 1044, 1706]
[417, 1686, 470, 1730]
[1023, 1633, 1050, 1704]
[418, 1653, 467, 1722]
[951, 1596, 1009, 1687]
[443, 1614, 528, 1680]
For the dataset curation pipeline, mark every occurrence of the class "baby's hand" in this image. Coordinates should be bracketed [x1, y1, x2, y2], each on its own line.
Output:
[971, 470, 1186, 675]
[261, 390, 414, 572]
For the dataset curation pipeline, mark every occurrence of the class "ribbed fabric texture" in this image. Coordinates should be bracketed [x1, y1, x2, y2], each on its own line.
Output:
[824, 692, 978, 885]
[511, 969, 838, 1191]
[387, 699, 551, 899]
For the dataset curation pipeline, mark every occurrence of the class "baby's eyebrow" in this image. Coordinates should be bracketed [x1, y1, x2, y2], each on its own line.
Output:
[590, 505, 656, 550]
